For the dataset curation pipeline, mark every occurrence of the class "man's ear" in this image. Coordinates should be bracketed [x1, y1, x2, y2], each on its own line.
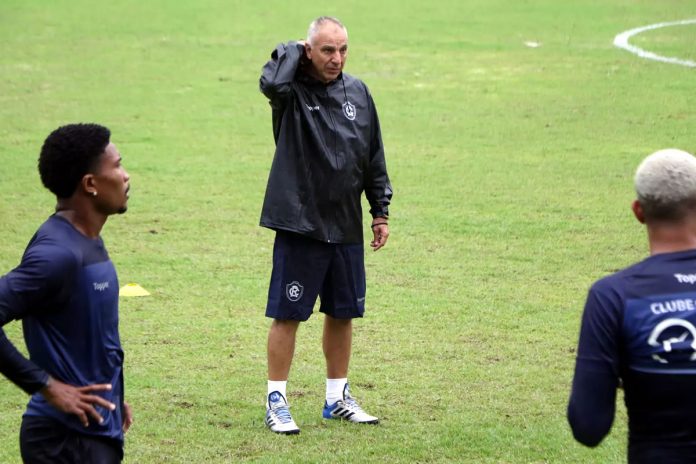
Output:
[81, 174, 97, 197]
[304, 43, 312, 61]
[632, 199, 646, 224]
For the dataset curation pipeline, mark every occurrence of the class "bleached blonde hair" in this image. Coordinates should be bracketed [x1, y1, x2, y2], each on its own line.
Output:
[635, 148, 696, 220]
[307, 16, 347, 45]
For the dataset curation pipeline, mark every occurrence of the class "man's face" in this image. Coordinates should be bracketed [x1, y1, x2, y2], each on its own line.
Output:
[305, 22, 348, 83]
[93, 142, 130, 215]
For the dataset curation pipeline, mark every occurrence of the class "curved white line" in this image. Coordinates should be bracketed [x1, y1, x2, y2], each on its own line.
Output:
[613, 19, 696, 68]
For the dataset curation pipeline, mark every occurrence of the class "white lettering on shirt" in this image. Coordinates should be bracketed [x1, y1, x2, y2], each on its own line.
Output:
[93, 281, 110, 292]
[651, 298, 696, 315]
[674, 273, 696, 284]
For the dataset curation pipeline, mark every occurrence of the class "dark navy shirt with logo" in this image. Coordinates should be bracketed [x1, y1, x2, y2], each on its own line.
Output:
[0, 214, 124, 444]
[569, 250, 696, 462]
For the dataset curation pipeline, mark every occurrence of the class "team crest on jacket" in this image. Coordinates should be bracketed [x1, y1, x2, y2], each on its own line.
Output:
[342, 101, 356, 121]
[286, 281, 304, 302]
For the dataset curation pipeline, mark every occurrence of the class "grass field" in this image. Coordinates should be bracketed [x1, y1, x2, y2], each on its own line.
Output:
[1, 1, 695, 462]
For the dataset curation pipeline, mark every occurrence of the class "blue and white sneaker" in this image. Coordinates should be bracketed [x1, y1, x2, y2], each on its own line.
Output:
[265, 391, 300, 435]
[322, 383, 379, 424]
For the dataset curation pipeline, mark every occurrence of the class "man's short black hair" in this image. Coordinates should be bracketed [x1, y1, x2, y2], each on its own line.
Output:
[38, 123, 111, 198]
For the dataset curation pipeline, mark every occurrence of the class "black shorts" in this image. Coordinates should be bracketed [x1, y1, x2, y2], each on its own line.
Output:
[20, 415, 122, 464]
[265, 231, 366, 321]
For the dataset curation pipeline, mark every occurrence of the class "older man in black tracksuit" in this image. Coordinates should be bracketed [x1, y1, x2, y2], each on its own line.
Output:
[258, 16, 392, 434]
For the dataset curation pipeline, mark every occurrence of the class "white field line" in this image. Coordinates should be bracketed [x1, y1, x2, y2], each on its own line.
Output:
[613, 19, 696, 68]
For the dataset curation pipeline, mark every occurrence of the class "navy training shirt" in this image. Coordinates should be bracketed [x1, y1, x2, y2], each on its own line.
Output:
[568, 249, 696, 462]
[0, 214, 124, 443]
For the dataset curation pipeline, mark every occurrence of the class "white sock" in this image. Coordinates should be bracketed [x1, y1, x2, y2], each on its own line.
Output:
[326, 378, 347, 405]
[268, 380, 287, 403]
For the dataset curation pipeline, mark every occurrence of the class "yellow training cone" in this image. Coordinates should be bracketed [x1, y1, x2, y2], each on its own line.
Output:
[120, 283, 150, 297]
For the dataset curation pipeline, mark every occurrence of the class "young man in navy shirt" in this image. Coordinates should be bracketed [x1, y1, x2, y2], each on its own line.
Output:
[569, 149, 696, 462]
[0, 123, 132, 463]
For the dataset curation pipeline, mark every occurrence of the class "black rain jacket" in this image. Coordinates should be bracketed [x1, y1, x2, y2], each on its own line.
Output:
[259, 41, 392, 244]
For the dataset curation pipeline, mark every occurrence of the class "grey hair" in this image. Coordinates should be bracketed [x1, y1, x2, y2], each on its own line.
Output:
[635, 148, 696, 221]
[306, 16, 347, 44]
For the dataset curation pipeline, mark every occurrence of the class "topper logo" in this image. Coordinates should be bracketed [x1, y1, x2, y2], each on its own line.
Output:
[675, 274, 696, 284]
[93, 282, 110, 292]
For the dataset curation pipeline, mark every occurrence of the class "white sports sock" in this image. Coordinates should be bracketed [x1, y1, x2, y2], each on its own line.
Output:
[268, 380, 287, 404]
[326, 378, 348, 405]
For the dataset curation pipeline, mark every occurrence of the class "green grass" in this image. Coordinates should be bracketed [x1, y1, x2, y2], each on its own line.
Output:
[1, 0, 695, 462]
[633, 21, 696, 61]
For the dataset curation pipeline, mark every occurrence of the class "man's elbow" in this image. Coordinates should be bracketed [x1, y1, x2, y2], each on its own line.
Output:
[570, 423, 607, 447]
[567, 405, 611, 447]
[259, 78, 274, 97]
[259, 79, 288, 101]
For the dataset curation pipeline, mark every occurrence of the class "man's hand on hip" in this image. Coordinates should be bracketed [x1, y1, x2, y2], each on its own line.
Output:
[40, 376, 116, 427]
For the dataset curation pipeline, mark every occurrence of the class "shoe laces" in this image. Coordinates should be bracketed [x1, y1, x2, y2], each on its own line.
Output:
[270, 404, 294, 424]
[342, 394, 365, 413]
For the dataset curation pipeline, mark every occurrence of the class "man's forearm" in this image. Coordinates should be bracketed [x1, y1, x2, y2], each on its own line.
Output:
[0, 329, 49, 394]
[567, 365, 617, 447]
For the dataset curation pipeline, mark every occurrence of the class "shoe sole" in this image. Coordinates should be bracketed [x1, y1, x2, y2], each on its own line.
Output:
[272, 429, 300, 435]
[323, 416, 379, 425]
[266, 423, 301, 435]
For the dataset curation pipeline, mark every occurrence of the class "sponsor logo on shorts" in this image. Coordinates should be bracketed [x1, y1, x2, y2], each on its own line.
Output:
[286, 281, 304, 302]
[342, 101, 356, 120]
